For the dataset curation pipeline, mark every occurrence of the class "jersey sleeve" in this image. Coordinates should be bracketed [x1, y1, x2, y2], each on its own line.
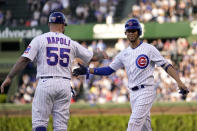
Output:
[22, 36, 40, 61]
[150, 45, 168, 67]
[73, 41, 93, 64]
[109, 53, 124, 71]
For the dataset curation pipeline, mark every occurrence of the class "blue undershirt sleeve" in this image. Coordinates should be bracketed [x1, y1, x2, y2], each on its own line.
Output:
[93, 66, 115, 76]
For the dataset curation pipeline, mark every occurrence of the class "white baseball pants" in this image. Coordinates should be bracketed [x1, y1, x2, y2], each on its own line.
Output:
[127, 86, 156, 131]
[32, 78, 71, 131]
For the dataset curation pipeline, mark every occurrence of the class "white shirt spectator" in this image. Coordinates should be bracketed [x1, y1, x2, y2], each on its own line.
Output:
[59, 0, 69, 9]
[33, 10, 40, 20]
[30, 19, 38, 27]
[115, 38, 125, 51]
[169, 0, 176, 7]
[152, 7, 159, 17]
[143, 10, 153, 22]
[42, 1, 51, 15]
[97, 40, 106, 51]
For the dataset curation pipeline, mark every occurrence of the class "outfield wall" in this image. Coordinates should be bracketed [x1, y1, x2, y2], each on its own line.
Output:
[0, 21, 197, 40]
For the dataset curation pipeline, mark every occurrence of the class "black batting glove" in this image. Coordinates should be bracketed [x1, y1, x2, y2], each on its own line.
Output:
[72, 63, 88, 77]
[179, 88, 189, 100]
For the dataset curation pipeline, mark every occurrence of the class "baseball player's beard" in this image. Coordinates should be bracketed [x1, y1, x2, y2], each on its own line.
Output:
[130, 39, 137, 43]
[128, 36, 138, 43]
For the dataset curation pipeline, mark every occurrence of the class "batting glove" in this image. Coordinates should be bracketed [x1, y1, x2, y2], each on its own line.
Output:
[179, 88, 189, 100]
[72, 63, 89, 79]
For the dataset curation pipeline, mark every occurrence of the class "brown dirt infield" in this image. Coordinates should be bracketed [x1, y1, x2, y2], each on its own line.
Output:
[1, 106, 197, 117]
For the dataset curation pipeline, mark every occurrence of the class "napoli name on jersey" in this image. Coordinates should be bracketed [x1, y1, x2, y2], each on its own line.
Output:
[22, 32, 93, 79]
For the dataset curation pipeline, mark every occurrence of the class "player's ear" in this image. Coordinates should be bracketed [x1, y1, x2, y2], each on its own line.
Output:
[125, 31, 127, 35]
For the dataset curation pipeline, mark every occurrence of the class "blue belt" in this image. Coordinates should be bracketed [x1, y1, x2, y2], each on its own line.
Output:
[40, 76, 71, 80]
[131, 85, 145, 91]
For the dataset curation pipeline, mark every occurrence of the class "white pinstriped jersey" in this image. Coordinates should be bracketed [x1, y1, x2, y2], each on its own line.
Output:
[22, 32, 93, 79]
[109, 42, 168, 89]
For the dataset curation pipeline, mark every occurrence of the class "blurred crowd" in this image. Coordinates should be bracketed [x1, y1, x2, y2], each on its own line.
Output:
[0, 0, 120, 27]
[129, 0, 197, 23]
[2, 0, 196, 104]
[11, 38, 197, 104]
[1, 0, 197, 27]
[10, 73, 37, 104]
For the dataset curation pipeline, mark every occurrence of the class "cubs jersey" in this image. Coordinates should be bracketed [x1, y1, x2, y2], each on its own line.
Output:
[109, 41, 168, 89]
[22, 32, 93, 79]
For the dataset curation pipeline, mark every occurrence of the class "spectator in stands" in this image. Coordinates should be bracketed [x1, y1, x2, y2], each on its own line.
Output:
[0, 10, 3, 25]
[11, 19, 18, 27]
[128, 0, 196, 23]
[4, 10, 12, 26]
[27, 0, 33, 11]
[191, 40, 197, 48]
[30, 9, 40, 27]
[25, 19, 31, 27]
[30, 18, 38, 27]
[2, 0, 197, 26]
[115, 38, 126, 51]
[18, 18, 25, 26]
[75, 4, 89, 24]
[59, 0, 69, 9]
[97, 40, 106, 51]
[39, 14, 48, 25]
[88, 40, 97, 51]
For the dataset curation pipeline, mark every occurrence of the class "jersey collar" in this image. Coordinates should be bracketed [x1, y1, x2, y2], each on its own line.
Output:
[131, 41, 143, 49]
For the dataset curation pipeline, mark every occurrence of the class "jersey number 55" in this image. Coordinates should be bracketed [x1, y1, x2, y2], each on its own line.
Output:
[46, 47, 70, 67]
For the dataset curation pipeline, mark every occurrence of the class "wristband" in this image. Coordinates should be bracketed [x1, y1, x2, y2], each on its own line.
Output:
[165, 64, 172, 72]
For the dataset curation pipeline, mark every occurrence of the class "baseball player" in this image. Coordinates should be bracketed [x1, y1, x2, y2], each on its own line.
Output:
[72, 18, 189, 131]
[0, 12, 108, 131]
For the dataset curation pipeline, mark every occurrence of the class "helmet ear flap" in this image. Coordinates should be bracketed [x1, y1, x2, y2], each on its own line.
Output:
[138, 29, 142, 36]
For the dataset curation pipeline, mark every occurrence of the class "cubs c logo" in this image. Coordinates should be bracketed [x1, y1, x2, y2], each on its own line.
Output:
[128, 21, 133, 26]
[51, 17, 56, 22]
[136, 54, 149, 69]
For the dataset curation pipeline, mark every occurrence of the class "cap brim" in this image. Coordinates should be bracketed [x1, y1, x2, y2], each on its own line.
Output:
[125, 27, 139, 30]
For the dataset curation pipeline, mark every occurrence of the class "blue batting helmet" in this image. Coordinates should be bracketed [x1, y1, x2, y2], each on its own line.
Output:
[48, 12, 67, 26]
[125, 18, 142, 36]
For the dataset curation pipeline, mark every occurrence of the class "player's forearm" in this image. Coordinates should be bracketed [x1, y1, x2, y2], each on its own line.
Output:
[89, 66, 115, 76]
[7, 57, 31, 79]
[166, 66, 183, 85]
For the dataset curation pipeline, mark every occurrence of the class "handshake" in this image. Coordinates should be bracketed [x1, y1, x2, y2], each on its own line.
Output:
[72, 63, 89, 78]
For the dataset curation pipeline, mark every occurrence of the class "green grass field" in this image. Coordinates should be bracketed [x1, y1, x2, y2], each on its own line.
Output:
[1, 114, 197, 131]
[0, 102, 197, 131]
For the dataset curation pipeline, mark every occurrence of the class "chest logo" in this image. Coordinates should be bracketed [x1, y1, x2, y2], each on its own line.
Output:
[136, 54, 149, 69]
